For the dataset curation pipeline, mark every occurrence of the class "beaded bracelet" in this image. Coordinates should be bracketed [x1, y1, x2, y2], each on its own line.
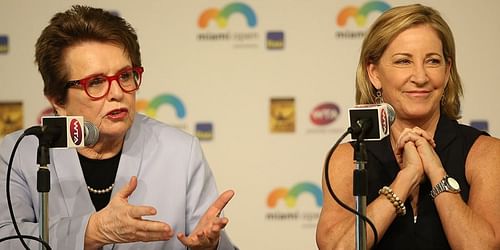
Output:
[378, 186, 406, 216]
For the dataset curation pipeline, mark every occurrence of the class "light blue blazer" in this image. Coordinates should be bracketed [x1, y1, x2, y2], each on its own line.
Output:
[0, 114, 234, 249]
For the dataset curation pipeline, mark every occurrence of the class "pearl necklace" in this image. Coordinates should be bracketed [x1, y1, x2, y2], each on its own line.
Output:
[87, 183, 115, 194]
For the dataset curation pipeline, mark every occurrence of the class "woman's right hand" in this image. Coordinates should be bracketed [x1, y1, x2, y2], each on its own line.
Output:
[394, 128, 428, 191]
[84, 176, 173, 249]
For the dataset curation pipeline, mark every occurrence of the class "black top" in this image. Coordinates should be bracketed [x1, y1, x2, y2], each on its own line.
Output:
[357, 115, 487, 250]
[78, 151, 121, 211]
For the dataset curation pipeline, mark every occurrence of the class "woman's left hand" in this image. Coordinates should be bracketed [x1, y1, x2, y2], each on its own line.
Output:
[177, 190, 235, 250]
[396, 127, 443, 176]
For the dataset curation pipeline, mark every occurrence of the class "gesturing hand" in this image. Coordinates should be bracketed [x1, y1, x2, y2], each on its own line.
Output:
[85, 176, 174, 249]
[177, 190, 235, 250]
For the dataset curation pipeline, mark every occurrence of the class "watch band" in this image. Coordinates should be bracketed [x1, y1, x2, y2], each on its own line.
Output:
[430, 175, 460, 199]
[430, 178, 446, 199]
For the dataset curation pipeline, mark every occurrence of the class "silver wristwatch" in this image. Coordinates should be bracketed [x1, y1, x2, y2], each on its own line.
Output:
[430, 175, 461, 199]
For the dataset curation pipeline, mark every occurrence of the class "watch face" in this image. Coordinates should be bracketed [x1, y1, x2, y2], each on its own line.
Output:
[447, 177, 460, 190]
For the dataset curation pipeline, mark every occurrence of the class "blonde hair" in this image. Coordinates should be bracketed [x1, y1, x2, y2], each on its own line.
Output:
[355, 4, 462, 119]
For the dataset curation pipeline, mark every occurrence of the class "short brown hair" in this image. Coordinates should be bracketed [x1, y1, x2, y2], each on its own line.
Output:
[356, 4, 462, 119]
[35, 5, 142, 105]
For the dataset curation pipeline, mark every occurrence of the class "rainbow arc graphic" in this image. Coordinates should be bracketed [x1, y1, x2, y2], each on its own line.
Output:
[198, 2, 257, 28]
[136, 94, 186, 119]
[267, 182, 323, 208]
[337, 1, 390, 27]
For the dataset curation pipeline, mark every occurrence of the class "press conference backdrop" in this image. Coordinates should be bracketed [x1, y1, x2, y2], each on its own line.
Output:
[0, 1, 498, 249]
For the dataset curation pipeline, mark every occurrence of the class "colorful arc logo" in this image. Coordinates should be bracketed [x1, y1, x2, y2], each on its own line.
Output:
[198, 2, 257, 29]
[337, 1, 391, 27]
[267, 182, 323, 208]
[136, 94, 186, 119]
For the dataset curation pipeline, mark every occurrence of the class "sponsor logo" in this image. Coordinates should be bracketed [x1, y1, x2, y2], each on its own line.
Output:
[307, 102, 343, 134]
[69, 118, 83, 145]
[270, 98, 295, 133]
[0, 35, 8, 54]
[470, 120, 489, 132]
[310, 102, 340, 126]
[265, 182, 322, 227]
[195, 122, 213, 140]
[337, 1, 390, 27]
[267, 31, 284, 50]
[267, 182, 323, 208]
[335, 1, 391, 39]
[137, 93, 187, 129]
[198, 2, 256, 29]
[380, 108, 388, 134]
[137, 94, 186, 119]
[0, 102, 23, 137]
[197, 2, 259, 48]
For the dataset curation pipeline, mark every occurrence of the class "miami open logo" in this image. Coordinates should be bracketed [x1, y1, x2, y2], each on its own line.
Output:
[197, 2, 259, 48]
[335, 1, 390, 39]
[136, 93, 187, 129]
[198, 2, 256, 29]
[266, 182, 323, 227]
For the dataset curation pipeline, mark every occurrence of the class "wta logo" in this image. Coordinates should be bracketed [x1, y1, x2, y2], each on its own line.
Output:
[136, 94, 186, 119]
[310, 102, 340, 126]
[337, 1, 390, 27]
[380, 108, 388, 134]
[198, 2, 257, 29]
[69, 118, 83, 145]
[267, 182, 323, 208]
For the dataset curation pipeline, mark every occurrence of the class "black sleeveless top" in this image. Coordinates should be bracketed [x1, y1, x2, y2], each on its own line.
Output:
[359, 115, 487, 250]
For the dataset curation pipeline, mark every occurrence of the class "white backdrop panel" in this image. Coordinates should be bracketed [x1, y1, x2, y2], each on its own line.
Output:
[1, 1, 499, 249]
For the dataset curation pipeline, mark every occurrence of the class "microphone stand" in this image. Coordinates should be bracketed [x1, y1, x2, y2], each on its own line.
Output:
[353, 130, 368, 250]
[37, 137, 51, 250]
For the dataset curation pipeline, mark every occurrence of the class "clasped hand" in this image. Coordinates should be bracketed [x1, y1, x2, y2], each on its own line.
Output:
[394, 127, 442, 181]
[85, 176, 234, 249]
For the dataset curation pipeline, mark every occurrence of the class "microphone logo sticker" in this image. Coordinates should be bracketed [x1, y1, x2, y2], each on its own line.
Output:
[380, 108, 388, 134]
[69, 119, 83, 145]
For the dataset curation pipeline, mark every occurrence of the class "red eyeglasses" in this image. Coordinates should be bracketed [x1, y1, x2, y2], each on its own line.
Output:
[65, 66, 144, 100]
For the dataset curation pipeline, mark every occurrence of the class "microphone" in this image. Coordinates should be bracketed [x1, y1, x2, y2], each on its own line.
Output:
[348, 103, 395, 141]
[83, 120, 99, 147]
[25, 116, 99, 147]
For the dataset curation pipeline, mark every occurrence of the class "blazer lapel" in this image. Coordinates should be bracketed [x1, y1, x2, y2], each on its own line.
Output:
[50, 148, 94, 214]
[111, 115, 144, 197]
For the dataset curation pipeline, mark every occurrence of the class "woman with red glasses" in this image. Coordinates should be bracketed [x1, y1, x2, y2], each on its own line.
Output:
[0, 5, 235, 250]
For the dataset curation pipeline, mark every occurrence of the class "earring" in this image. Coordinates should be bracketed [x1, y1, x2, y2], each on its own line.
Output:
[375, 89, 384, 104]
[441, 94, 446, 106]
